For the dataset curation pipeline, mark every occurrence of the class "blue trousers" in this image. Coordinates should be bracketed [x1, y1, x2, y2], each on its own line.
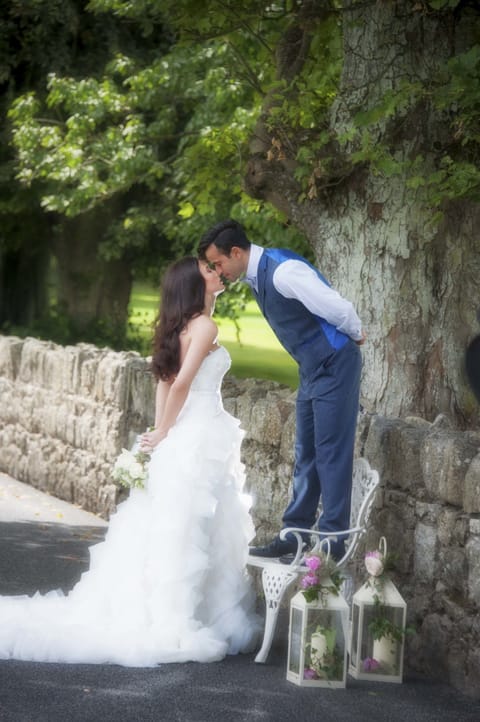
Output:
[282, 342, 362, 559]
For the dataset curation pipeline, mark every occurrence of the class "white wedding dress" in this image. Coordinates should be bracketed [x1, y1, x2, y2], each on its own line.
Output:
[0, 346, 260, 666]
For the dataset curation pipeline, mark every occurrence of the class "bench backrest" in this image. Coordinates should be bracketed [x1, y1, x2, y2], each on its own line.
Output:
[312, 457, 380, 566]
[348, 458, 380, 545]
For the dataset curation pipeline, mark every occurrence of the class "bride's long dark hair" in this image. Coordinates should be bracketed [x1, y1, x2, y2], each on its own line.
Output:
[151, 256, 205, 381]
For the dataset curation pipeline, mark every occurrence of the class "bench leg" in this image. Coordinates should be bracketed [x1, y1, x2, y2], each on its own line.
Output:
[254, 566, 298, 664]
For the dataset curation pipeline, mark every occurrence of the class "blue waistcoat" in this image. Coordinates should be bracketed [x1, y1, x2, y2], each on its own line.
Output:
[252, 248, 350, 381]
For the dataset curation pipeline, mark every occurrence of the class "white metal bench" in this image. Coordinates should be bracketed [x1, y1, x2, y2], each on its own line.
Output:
[248, 457, 380, 663]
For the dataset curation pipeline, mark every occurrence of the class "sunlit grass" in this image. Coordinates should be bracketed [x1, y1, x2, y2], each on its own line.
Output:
[128, 282, 298, 389]
[215, 307, 298, 388]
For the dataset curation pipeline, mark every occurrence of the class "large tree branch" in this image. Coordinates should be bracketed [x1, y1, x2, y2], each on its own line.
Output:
[244, 154, 301, 217]
[245, 0, 337, 207]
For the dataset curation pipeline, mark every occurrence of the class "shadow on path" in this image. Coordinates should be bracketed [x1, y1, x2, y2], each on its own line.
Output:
[0, 519, 106, 596]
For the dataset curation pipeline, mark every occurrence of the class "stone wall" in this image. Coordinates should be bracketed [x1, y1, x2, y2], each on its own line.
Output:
[0, 335, 296, 521]
[0, 335, 479, 698]
[358, 412, 480, 698]
[0, 336, 153, 516]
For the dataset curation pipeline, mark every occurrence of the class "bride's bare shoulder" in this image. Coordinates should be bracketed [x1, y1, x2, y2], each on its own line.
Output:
[188, 314, 217, 334]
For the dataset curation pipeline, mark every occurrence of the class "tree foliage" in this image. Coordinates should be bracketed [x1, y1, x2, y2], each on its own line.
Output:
[7, 1, 315, 256]
[0, 0, 171, 338]
[2, 0, 314, 344]
[2, 0, 479, 376]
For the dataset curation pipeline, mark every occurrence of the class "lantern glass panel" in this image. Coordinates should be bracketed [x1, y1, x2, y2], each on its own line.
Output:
[288, 607, 303, 676]
[304, 608, 346, 683]
[361, 603, 404, 675]
[350, 602, 360, 668]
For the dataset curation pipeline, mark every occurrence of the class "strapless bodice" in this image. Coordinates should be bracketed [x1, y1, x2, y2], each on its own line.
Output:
[189, 345, 231, 393]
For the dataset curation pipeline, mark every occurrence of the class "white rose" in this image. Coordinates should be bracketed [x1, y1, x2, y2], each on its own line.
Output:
[116, 449, 132, 468]
[365, 554, 384, 577]
[130, 461, 144, 479]
[127, 452, 139, 470]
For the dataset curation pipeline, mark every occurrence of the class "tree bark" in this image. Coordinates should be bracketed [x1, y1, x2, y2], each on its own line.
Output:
[54, 202, 132, 338]
[245, 0, 480, 427]
[0, 234, 50, 328]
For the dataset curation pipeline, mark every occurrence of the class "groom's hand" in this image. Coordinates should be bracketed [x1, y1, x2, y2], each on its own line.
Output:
[355, 330, 367, 345]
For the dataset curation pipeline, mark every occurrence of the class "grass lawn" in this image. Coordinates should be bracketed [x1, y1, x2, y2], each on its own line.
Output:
[128, 282, 299, 389]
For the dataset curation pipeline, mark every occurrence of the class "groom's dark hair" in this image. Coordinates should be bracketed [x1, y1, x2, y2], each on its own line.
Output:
[198, 219, 251, 259]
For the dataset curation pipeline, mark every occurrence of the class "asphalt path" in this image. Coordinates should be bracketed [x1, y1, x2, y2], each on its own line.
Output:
[0, 473, 479, 722]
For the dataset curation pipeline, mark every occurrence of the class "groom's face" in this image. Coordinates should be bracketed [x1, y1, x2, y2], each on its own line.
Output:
[205, 244, 246, 282]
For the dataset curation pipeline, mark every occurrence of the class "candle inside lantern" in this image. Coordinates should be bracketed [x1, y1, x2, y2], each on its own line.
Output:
[311, 632, 327, 661]
[373, 636, 397, 673]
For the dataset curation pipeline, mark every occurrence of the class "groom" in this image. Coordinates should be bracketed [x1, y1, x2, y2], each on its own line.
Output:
[198, 220, 365, 561]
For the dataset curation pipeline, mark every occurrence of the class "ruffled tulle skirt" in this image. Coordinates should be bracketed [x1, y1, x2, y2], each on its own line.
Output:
[0, 391, 260, 666]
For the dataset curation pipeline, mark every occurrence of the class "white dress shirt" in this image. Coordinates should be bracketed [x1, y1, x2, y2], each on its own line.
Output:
[245, 244, 363, 341]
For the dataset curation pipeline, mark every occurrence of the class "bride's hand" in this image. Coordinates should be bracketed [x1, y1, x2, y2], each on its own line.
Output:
[140, 428, 167, 452]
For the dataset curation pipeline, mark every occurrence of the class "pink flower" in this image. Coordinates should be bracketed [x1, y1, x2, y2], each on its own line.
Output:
[365, 550, 384, 577]
[304, 667, 319, 680]
[362, 657, 380, 672]
[305, 555, 322, 572]
[300, 573, 318, 589]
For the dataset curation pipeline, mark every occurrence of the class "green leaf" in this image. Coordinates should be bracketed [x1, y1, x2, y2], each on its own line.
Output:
[177, 201, 195, 218]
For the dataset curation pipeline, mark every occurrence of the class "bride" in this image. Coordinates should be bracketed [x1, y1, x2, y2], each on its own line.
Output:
[0, 256, 260, 666]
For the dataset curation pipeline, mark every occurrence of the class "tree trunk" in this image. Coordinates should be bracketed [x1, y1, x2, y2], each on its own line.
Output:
[54, 203, 132, 339]
[245, 0, 480, 428]
[0, 240, 50, 328]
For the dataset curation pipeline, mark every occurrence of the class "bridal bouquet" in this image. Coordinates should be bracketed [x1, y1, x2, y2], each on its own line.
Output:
[112, 448, 150, 490]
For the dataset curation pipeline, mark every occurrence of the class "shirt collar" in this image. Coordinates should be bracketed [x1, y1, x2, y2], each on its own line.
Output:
[245, 243, 264, 291]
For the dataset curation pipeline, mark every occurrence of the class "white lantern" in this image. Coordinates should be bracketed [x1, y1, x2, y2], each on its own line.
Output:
[349, 538, 407, 683]
[287, 583, 349, 688]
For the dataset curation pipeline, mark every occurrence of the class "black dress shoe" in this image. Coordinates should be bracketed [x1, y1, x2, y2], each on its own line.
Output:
[249, 536, 299, 558]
